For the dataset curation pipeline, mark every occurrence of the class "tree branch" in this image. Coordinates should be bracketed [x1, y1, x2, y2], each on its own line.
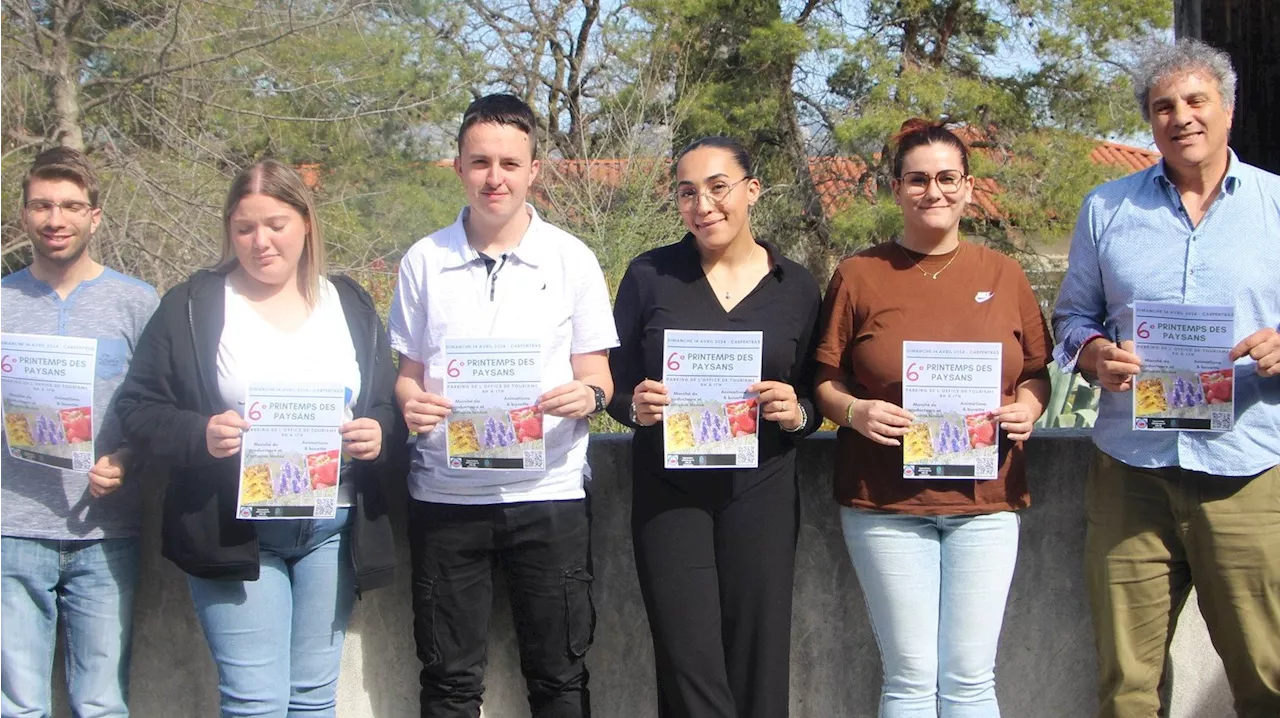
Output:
[79, 6, 362, 113]
[1, 237, 32, 259]
[155, 0, 185, 68]
[153, 84, 470, 123]
[932, 0, 963, 64]
[793, 90, 838, 139]
[796, 0, 824, 26]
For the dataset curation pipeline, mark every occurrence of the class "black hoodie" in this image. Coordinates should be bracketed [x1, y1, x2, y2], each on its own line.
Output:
[116, 267, 404, 591]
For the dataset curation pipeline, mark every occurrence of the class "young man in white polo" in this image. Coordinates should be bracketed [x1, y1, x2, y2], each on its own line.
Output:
[389, 94, 617, 718]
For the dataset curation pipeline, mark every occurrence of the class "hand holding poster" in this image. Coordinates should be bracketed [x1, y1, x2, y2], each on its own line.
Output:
[443, 338, 545, 470]
[661, 330, 762, 469]
[901, 341, 1002, 480]
[236, 383, 345, 519]
[1132, 302, 1234, 431]
[1, 333, 97, 471]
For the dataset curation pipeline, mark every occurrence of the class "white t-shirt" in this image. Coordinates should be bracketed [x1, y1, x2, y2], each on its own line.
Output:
[217, 277, 362, 504]
[217, 277, 361, 414]
[388, 205, 619, 504]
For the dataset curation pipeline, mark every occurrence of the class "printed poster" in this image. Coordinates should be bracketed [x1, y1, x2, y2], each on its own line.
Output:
[901, 341, 1002, 480]
[1, 333, 97, 471]
[661, 330, 762, 469]
[236, 382, 345, 519]
[1132, 302, 1234, 431]
[443, 338, 545, 470]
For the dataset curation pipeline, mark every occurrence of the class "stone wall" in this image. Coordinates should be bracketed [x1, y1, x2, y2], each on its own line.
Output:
[54, 431, 1234, 716]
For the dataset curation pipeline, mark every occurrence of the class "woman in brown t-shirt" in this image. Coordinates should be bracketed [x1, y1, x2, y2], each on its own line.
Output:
[814, 120, 1051, 715]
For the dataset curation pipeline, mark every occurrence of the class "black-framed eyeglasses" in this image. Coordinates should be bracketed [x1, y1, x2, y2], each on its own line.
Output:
[897, 171, 967, 196]
[23, 199, 94, 217]
[674, 177, 751, 210]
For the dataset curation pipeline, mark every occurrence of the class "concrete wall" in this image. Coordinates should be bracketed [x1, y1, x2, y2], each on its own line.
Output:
[55, 431, 1234, 717]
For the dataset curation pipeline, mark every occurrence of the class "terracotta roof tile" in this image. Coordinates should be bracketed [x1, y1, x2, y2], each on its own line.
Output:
[1089, 141, 1161, 172]
[426, 139, 1160, 224]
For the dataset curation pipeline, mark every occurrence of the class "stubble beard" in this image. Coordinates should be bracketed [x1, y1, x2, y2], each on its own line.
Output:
[32, 232, 92, 268]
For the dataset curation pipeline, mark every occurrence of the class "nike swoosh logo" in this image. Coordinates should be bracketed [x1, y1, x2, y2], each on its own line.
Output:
[975, 292, 994, 303]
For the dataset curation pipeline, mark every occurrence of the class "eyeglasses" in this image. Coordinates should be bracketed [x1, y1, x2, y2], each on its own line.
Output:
[674, 177, 750, 210]
[898, 171, 967, 196]
[24, 199, 94, 217]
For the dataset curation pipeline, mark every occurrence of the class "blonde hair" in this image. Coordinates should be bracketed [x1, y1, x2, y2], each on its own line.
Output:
[219, 159, 327, 307]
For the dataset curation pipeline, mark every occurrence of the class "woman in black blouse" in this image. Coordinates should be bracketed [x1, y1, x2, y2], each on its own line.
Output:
[607, 136, 822, 718]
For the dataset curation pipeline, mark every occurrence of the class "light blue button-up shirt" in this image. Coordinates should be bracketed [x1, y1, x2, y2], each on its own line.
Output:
[1052, 151, 1280, 476]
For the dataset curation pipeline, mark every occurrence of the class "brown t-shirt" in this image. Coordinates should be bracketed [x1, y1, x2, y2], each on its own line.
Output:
[815, 240, 1052, 515]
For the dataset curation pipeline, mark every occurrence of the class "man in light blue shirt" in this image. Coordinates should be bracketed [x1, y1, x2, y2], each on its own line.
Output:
[1053, 39, 1279, 716]
[1, 148, 158, 717]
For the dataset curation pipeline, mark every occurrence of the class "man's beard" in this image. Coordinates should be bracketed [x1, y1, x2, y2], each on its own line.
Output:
[33, 234, 91, 266]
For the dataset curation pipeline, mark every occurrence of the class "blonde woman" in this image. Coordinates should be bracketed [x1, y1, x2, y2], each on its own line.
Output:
[117, 160, 403, 716]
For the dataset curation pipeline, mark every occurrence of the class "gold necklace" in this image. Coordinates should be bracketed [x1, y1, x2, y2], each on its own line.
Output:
[897, 240, 962, 279]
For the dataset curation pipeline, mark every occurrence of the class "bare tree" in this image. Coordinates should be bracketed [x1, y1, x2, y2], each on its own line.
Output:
[430, 0, 661, 159]
[2, 0, 473, 286]
[536, 53, 698, 277]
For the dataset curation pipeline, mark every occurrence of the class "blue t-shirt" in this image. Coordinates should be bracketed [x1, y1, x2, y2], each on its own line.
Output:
[1, 267, 158, 539]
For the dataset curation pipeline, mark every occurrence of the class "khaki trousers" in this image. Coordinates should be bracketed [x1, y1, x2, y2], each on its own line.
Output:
[1085, 449, 1280, 718]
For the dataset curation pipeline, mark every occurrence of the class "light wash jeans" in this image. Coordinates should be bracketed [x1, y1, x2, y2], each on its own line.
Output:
[187, 509, 355, 718]
[1, 536, 139, 718]
[841, 508, 1020, 718]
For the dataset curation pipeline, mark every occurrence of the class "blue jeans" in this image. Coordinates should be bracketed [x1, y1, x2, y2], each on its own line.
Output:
[187, 509, 355, 718]
[1, 536, 139, 718]
[841, 508, 1020, 718]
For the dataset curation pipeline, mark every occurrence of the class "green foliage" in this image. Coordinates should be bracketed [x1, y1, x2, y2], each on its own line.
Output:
[638, 1, 810, 177]
[3, 0, 1173, 434]
[1036, 363, 1101, 429]
[988, 130, 1127, 235]
[537, 161, 685, 290]
[817, 0, 1168, 275]
[2, 0, 476, 288]
[316, 163, 465, 268]
[829, 199, 906, 255]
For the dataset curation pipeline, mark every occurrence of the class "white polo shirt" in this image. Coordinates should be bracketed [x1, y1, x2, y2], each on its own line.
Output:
[388, 205, 619, 504]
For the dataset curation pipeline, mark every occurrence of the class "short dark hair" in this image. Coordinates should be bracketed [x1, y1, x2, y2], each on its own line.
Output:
[457, 94, 538, 159]
[22, 147, 101, 207]
[890, 118, 970, 178]
[674, 136, 755, 178]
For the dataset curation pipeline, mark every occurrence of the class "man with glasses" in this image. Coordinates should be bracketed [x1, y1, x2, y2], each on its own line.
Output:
[390, 94, 617, 717]
[1, 147, 159, 716]
[1053, 39, 1280, 716]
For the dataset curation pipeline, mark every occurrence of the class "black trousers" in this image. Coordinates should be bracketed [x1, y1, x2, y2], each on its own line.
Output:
[631, 466, 800, 718]
[408, 497, 595, 718]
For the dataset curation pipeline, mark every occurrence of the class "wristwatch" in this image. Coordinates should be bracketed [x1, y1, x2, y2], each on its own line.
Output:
[587, 384, 607, 414]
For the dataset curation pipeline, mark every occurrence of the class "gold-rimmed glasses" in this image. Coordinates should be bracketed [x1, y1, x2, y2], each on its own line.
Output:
[897, 170, 967, 196]
[674, 177, 750, 210]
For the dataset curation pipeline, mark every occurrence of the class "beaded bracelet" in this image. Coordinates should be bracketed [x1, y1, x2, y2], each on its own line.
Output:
[782, 403, 807, 433]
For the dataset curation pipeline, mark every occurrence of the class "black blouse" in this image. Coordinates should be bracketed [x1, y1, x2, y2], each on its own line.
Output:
[607, 234, 822, 487]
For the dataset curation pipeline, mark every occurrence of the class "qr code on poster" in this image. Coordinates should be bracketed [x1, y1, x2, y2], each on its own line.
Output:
[72, 451, 92, 471]
[523, 450, 545, 469]
[314, 497, 337, 518]
[975, 456, 998, 477]
[736, 444, 757, 467]
[1210, 412, 1232, 431]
